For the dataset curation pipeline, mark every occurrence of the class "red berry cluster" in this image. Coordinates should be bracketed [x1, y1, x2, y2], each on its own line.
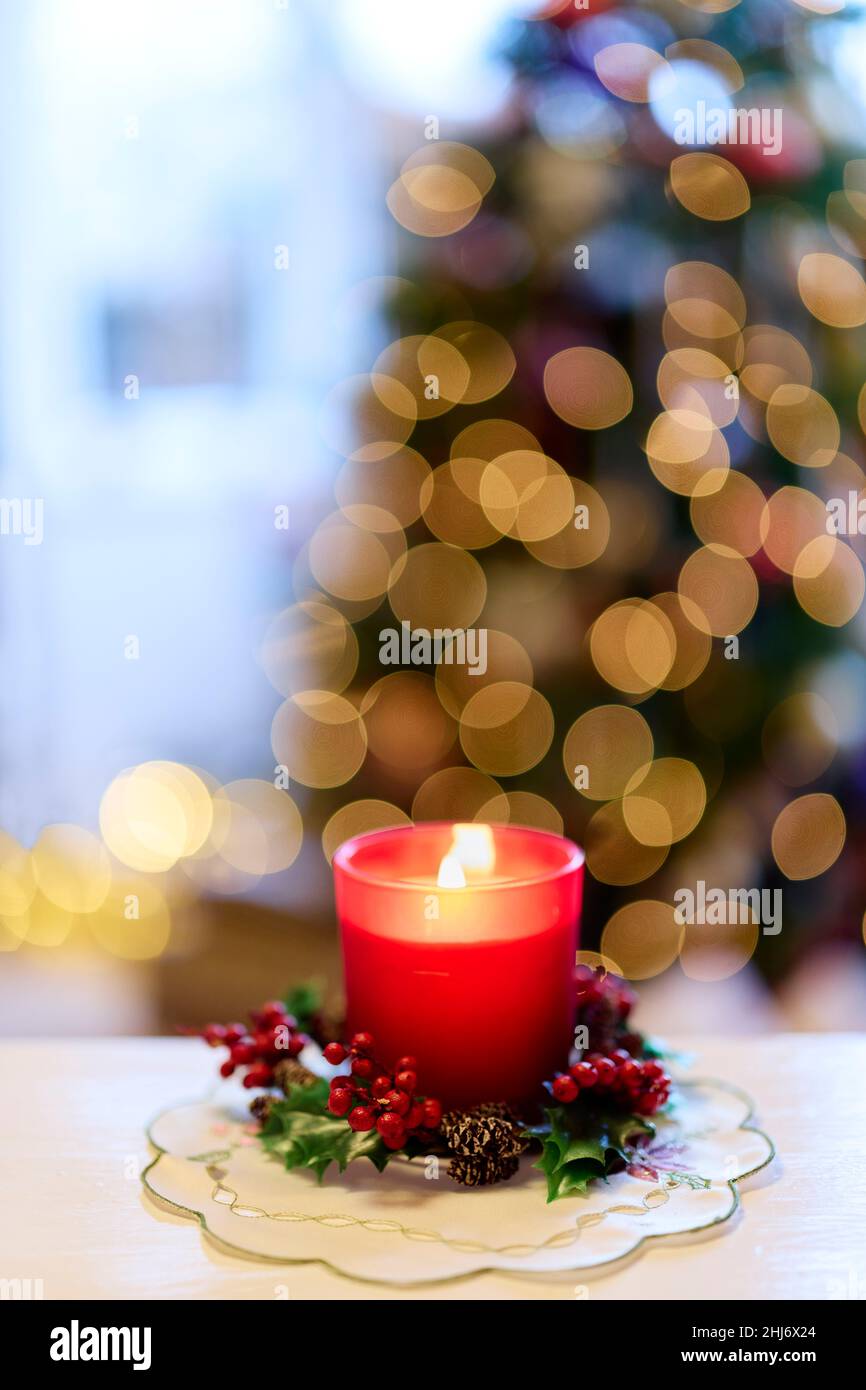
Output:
[199, 1001, 307, 1089]
[574, 965, 635, 1019]
[550, 1049, 671, 1116]
[323, 1033, 442, 1150]
[574, 966, 641, 1056]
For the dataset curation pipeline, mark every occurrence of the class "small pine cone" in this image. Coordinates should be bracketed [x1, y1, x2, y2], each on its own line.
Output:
[467, 1100, 516, 1123]
[249, 1093, 275, 1126]
[448, 1152, 521, 1187]
[441, 1107, 528, 1161]
[273, 1058, 318, 1094]
[440, 1104, 508, 1147]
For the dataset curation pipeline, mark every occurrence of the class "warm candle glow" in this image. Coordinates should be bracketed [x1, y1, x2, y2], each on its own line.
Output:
[436, 824, 495, 886]
[334, 822, 584, 1106]
[436, 852, 467, 888]
[451, 823, 496, 874]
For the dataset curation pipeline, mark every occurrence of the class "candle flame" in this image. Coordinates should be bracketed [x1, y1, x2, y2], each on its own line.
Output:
[435, 824, 495, 887]
[451, 823, 496, 874]
[436, 853, 467, 889]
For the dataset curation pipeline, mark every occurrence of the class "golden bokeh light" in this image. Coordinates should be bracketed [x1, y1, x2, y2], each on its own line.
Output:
[479, 450, 575, 541]
[562, 704, 654, 801]
[421, 459, 504, 549]
[309, 511, 405, 602]
[524, 478, 611, 568]
[645, 409, 729, 496]
[387, 172, 479, 238]
[475, 789, 564, 834]
[88, 879, 172, 960]
[771, 793, 846, 879]
[361, 672, 457, 771]
[646, 592, 713, 689]
[760, 485, 827, 574]
[670, 153, 750, 221]
[689, 470, 766, 556]
[792, 535, 865, 626]
[271, 691, 368, 788]
[411, 766, 503, 822]
[260, 600, 359, 697]
[766, 384, 840, 467]
[662, 309, 744, 373]
[657, 347, 739, 428]
[590, 598, 676, 695]
[677, 544, 759, 635]
[593, 42, 669, 102]
[2, 891, 74, 949]
[665, 261, 747, 337]
[664, 39, 744, 91]
[451, 418, 541, 462]
[623, 758, 707, 846]
[543, 347, 634, 430]
[818, 450, 866, 506]
[434, 322, 516, 404]
[388, 542, 487, 629]
[645, 407, 714, 465]
[387, 142, 494, 238]
[435, 628, 533, 719]
[739, 324, 812, 403]
[210, 781, 303, 875]
[100, 763, 214, 872]
[585, 801, 670, 885]
[400, 141, 495, 196]
[322, 800, 413, 864]
[31, 824, 111, 914]
[679, 915, 759, 982]
[798, 252, 866, 328]
[335, 447, 431, 531]
[601, 900, 685, 979]
[373, 335, 470, 419]
[459, 682, 554, 775]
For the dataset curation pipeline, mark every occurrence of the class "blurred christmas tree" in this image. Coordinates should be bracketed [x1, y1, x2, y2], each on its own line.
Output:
[288, 0, 866, 1004]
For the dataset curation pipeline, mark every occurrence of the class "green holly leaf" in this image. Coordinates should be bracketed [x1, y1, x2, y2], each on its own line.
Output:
[260, 1084, 390, 1181]
[530, 1104, 657, 1202]
[547, 1160, 605, 1201]
[598, 1110, 655, 1154]
[559, 1134, 607, 1169]
[286, 1121, 384, 1180]
[534, 1138, 607, 1202]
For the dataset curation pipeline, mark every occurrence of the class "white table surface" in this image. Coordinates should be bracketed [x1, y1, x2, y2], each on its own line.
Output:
[1, 1035, 863, 1301]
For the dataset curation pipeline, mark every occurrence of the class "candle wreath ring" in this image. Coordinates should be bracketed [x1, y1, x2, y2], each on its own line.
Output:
[191, 969, 686, 1203]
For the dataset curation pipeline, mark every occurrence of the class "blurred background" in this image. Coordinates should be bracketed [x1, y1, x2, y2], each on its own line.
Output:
[2, 0, 865, 1039]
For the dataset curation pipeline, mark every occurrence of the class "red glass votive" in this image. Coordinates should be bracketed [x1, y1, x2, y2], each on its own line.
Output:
[333, 822, 583, 1109]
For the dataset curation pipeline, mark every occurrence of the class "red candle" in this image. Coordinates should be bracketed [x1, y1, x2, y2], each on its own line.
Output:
[333, 822, 583, 1108]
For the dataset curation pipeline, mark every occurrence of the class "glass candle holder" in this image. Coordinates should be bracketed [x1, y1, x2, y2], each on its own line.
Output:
[333, 822, 583, 1109]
